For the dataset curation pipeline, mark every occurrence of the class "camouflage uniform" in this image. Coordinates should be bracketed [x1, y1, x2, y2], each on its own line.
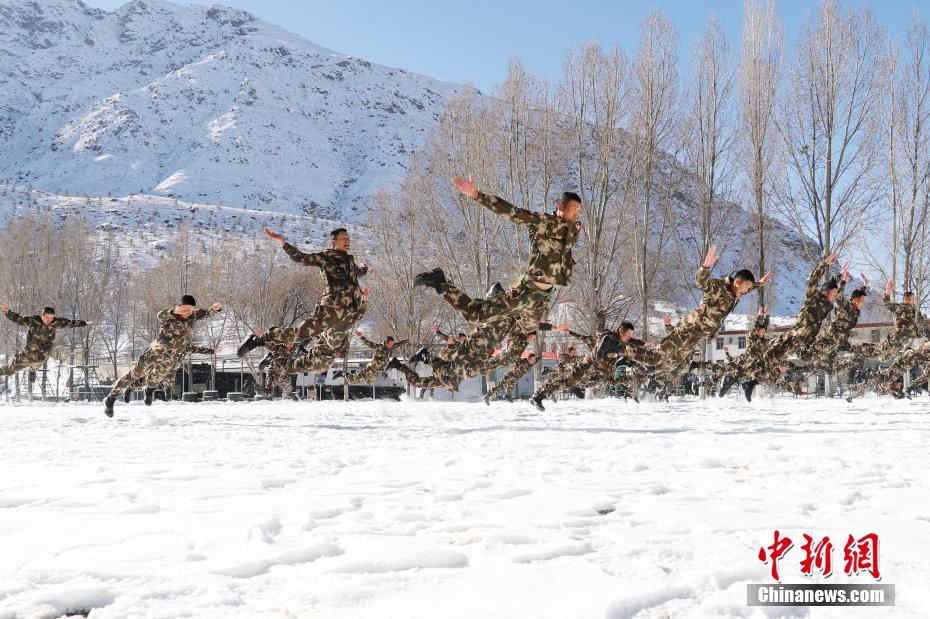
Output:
[623, 266, 756, 374]
[254, 340, 295, 397]
[850, 293, 930, 365]
[264, 242, 367, 344]
[0, 310, 89, 376]
[756, 262, 835, 368]
[286, 297, 369, 375]
[485, 345, 535, 401]
[440, 192, 579, 332]
[800, 282, 866, 373]
[352, 334, 408, 384]
[533, 331, 629, 400]
[126, 345, 214, 393]
[109, 307, 220, 396]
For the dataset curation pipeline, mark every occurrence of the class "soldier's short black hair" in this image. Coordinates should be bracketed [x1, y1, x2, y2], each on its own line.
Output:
[904, 291, 916, 298]
[851, 289, 867, 301]
[568, 346, 576, 352]
[558, 191, 582, 206]
[620, 321, 635, 332]
[43, 306, 55, 315]
[527, 352, 537, 359]
[457, 332, 467, 339]
[180, 295, 196, 306]
[385, 336, 395, 343]
[732, 269, 756, 283]
[822, 279, 839, 292]
[330, 227, 348, 240]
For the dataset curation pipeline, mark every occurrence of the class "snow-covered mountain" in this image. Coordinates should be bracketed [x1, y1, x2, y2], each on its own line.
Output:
[0, 0, 819, 313]
[0, 0, 457, 219]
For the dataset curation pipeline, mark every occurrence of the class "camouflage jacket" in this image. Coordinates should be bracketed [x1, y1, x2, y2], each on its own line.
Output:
[474, 192, 579, 287]
[823, 282, 863, 345]
[744, 314, 770, 358]
[665, 266, 756, 343]
[282, 243, 367, 308]
[150, 307, 220, 355]
[357, 333, 409, 367]
[790, 262, 837, 336]
[884, 294, 930, 340]
[4, 310, 88, 356]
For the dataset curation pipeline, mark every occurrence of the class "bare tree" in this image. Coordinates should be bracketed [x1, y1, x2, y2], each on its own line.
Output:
[739, 0, 783, 307]
[629, 10, 682, 338]
[775, 0, 884, 267]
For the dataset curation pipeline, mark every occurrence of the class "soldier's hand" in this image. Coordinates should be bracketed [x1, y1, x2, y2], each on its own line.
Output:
[451, 175, 479, 199]
[758, 271, 773, 287]
[447, 338, 455, 344]
[841, 261, 851, 282]
[553, 322, 571, 331]
[360, 260, 369, 270]
[85, 321, 94, 326]
[264, 227, 285, 246]
[2, 303, 9, 313]
[663, 315, 672, 326]
[211, 303, 223, 312]
[702, 245, 719, 269]
[431, 327, 439, 333]
[362, 286, 370, 299]
[860, 273, 869, 288]
[355, 330, 363, 337]
[764, 305, 769, 315]
[824, 252, 839, 265]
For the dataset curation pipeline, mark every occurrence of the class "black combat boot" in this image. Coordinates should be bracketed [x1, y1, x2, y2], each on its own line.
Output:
[122, 387, 133, 404]
[103, 395, 116, 418]
[144, 387, 155, 406]
[413, 268, 448, 294]
[237, 333, 264, 358]
[742, 380, 758, 402]
[486, 281, 505, 297]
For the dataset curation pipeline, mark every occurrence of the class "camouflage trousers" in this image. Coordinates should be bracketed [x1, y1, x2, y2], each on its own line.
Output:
[288, 327, 350, 375]
[486, 361, 531, 400]
[352, 355, 389, 385]
[109, 346, 181, 396]
[443, 275, 551, 331]
[0, 346, 49, 377]
[534, 356, 596, 400]
[255, 362, 293, 397]
[265, 293, 364, 345]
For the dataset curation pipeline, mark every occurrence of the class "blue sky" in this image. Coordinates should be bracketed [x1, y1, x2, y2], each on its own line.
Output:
[84, 0, 928, 91]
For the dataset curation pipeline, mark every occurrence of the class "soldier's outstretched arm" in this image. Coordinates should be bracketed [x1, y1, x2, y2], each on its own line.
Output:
[191, 304, 223, 322]
[2, 305, 31, 326]
[804, 258, 832, 297]
[56, 318, 90, 329]
[190, 346, 215, 355]
[354, 330, 377, 349]
[157, 308, 174, 322]
[452, 176, 540, 227]
[394, 339, 410, 348]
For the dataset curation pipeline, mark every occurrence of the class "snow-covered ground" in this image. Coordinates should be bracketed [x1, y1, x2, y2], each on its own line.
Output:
[1, 395, 927, 618]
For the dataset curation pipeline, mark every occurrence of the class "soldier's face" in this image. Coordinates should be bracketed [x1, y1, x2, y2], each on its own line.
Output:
[619, 328, 634, 342]
[824, 289, 838, 304]
[904, 295, 916, 306]
[556, 199, 582, 223]
[385, 339, 395, 349]
[528, 356, 537, 365]
[458, 336, 467, 343]
[733, 278, 753, 297]
[852, 297, 866, 310]
[175, 305, 195, 319]
[332, 232, 350, 252]
[41, 312, 54, 325]
[756, 328, 766, 338]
